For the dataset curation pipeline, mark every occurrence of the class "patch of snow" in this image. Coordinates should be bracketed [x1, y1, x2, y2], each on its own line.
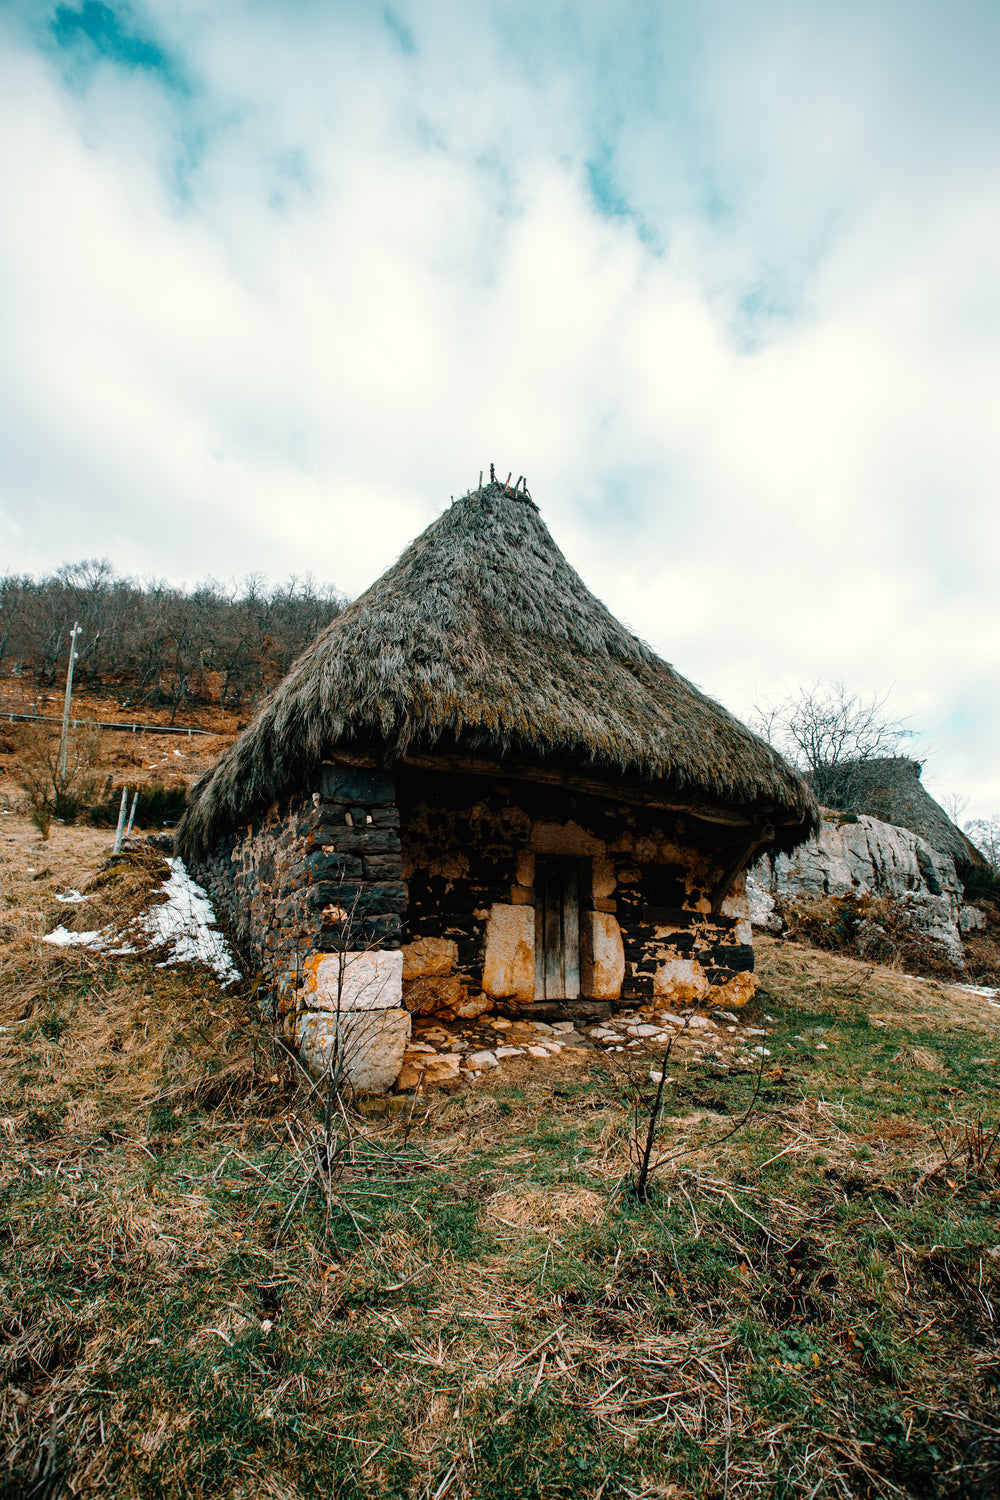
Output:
[42, 926, 135, 955]
[42, 858, 240, 985]
[147, 861, 241, 982]
[55, 889, 89, 904]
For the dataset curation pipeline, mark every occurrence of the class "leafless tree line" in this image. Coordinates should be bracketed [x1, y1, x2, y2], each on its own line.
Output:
[0, 559, 343, 717]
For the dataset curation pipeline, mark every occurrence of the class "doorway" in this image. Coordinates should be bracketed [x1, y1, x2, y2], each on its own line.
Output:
[534, 855, 585, 1002]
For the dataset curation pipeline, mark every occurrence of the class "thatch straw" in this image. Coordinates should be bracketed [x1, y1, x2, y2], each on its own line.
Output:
[813, 757, 986, 872]
[177, 480, 818, 857]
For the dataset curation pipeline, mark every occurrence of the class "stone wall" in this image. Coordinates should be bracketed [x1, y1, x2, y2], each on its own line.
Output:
[396, 768, 758, 1013]
[188, 764, 410, 1090]
[190, 761, 765, 1089]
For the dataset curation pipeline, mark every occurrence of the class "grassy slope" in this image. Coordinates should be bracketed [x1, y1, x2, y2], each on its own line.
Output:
[2, 817, 1000, 1500]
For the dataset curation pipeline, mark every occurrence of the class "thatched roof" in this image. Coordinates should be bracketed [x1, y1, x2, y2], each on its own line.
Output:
[810, 757, 987, 872]
[177, 479, 818, 858]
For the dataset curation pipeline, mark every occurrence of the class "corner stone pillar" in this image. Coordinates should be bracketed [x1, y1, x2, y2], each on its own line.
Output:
[287, 762, 411, 1091]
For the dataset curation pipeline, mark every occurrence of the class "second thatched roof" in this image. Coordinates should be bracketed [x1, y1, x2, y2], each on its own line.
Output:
[811, 757, 986, 872]
[177, 479, 818, 858]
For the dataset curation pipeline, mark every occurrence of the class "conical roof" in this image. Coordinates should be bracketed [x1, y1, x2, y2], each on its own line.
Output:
[177, 479, 818, 857]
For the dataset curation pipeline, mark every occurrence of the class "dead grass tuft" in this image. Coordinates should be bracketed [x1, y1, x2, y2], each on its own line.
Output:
[484, 1185, 605, 1233]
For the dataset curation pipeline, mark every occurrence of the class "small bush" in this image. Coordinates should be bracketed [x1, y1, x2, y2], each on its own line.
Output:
[17, 722, 105, 826]
[962, 866, 1000, 911]
[778, 892, 961, 980]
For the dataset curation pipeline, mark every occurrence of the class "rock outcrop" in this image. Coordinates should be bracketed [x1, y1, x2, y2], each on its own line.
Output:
[749, 813, 973, 968]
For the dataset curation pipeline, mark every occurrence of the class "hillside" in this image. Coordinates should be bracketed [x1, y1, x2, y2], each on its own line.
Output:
[2, 810, 999, 1499]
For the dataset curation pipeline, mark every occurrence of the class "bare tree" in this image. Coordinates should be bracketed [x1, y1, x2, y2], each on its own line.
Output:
[943, 791, 971, 826]
[965, 816, 1000, 870]
[751, 680, 916, 805]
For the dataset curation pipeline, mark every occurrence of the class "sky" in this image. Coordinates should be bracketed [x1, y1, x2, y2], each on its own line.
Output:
[1, 1, 998, 818]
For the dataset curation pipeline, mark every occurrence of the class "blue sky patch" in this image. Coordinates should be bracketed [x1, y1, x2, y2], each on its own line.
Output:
[383, 6, 416, 56]
[51, 2, 173, 78]
[585, 152, 660, 249]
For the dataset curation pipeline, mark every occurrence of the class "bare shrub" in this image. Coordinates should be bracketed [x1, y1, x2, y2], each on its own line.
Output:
[778, 891, 963, 980]
[17, 722, 105, 829]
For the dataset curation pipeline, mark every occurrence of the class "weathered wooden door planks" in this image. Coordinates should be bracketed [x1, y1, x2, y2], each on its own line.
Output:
[534, 855, 583, 1000]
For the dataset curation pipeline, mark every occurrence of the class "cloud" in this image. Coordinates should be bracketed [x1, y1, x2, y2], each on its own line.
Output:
[0, 1, 998, 815]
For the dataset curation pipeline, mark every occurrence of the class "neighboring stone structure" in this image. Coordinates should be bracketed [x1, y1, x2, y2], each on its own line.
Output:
[749, 812, 979, 968]
[808, 758, 987, 876]
[179, 476, 817, 1089]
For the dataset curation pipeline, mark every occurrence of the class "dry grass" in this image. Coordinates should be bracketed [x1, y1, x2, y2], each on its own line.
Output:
[755, 933, 998, 1035]
[3, 819, 1000, 1499]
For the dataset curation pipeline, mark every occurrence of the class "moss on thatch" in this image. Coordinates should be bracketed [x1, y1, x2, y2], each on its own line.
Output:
[811, 757, 986, 873]
[177, 480, 818, 858]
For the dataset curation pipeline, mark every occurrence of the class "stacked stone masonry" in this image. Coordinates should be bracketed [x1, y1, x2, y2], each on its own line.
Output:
[190, 763, 760, 1086]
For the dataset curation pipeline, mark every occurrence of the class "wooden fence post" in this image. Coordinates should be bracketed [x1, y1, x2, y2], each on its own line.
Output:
[57, 622, 81, 781]
[112, 788, 129, 854]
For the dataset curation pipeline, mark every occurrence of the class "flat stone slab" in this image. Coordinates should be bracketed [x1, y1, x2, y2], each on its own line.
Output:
[297, 1007, 410, 1093]
[303, 950, 404, 1011]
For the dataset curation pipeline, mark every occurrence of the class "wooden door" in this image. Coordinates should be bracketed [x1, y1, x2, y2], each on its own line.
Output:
[534, 856, 582, 1001]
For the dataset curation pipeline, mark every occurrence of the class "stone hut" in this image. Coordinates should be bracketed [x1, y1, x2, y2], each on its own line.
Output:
[177, 477, 818, 1089]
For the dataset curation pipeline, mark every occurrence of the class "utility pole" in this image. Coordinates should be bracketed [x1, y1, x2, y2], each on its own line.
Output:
[57, 621, 81, 781]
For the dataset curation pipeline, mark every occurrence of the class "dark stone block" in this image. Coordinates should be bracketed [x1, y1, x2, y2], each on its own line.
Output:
[711, 943, 754, 973]
[363, 880, 408, 914]
[364, 854, 404, 880]
[666, 932, 696, 953]
[321, 764, 395, 806]
[643, 906, 703, 927]
[371, 807, 401, 828]
[308, 879, 407, 916]
[306, 852, 364, 881]
[314, 827, 401, 855]
[308, 880, 362, 910]
[363, 914, 403, 944]
[570, 1000, 613, 1021]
